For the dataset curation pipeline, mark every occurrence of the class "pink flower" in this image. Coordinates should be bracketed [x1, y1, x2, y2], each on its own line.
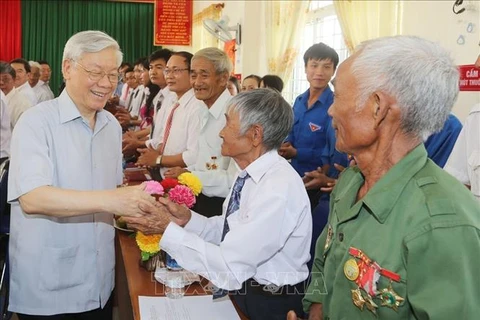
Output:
[144, 181, 164, 196]
[168, 185, 196, 208]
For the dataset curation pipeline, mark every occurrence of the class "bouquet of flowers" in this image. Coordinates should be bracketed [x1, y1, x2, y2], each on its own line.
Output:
[135, 173, 202, 264]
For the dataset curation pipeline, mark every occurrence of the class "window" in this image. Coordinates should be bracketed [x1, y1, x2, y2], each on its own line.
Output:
[283, 1, 349, 105]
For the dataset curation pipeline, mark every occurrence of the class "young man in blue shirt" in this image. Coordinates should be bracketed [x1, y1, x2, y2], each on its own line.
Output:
[279, 43, 339, 207]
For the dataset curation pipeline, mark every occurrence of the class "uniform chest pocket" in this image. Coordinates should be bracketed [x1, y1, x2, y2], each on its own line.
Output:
[467, 150, 480, 196]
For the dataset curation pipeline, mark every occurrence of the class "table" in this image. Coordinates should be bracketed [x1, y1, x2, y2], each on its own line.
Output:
[114, 230, 248, 320]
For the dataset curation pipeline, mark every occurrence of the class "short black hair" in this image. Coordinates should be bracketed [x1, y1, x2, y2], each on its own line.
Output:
[303, 43, 339, 69]
[229, 76, 240, 93]
[0, 61, 16, 78]
[171, 51, 193, 70]
[10, 58, 31, 73]
[261, 75, 284, 93]
[244, 74, 261, 86]
[134, 57, 148, 67]
[119, 62, 132, 70]
[149, 49, 173, 65]
[124, 66, 134, 74]
[38, 60, 50, 66]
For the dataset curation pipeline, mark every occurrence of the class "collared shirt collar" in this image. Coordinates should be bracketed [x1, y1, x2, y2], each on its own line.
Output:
[175, 88, 195, 106]
[16, 81, 31, 92]
[334, 144, 428, 224]
[58, 89, 110, 131]
[299, 85, 333, 106]
[205, 88, 232, 119]
[5, 87, 17, 99]
[239, 150, 281, 185]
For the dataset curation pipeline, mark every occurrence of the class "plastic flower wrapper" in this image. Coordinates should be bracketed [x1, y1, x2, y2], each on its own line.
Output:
[178, 172, 202, 196]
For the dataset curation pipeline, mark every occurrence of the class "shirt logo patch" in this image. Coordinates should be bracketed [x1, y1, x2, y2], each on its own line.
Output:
[309, 122, 322, 132]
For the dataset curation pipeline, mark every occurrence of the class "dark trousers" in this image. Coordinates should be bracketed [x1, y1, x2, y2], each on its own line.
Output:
[193, 193, 225, 218]
[308, 198, 330, 271]
[17, 294, 113, 320]
[231, 280, 305, 320]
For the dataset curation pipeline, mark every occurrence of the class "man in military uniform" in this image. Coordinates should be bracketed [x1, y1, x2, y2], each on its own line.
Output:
[289, 36, 480, 319]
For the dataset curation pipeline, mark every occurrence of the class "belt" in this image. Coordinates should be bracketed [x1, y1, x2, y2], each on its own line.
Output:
[234, 278, 306, 297]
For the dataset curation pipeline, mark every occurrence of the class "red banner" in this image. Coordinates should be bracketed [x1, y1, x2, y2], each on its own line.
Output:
[459, 64, 480, 91]
[154, 0, 192, 46]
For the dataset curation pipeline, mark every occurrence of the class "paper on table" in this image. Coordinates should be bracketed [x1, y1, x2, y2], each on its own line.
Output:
[139, 295, 240, 320]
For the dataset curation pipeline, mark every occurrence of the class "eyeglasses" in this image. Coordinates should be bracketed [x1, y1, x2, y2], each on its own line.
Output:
[74, 60, 120, 84]
[163, 68, 190, 77]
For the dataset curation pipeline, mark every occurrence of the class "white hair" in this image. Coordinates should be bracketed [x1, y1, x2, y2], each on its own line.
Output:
[192, 47, 232, 75]
[352, 36, 459, 141]
[62, 30, 123, 67]
[28, 61, 41, 70]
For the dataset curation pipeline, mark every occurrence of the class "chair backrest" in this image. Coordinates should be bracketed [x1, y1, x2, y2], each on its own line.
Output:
[0, 160, 10, 234]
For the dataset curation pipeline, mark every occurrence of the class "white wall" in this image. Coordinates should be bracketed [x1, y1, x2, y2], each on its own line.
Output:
[401, 0, 480, 122]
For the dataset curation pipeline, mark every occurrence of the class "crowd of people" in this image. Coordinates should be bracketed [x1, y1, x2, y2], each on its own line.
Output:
[0, 29, 479, 320]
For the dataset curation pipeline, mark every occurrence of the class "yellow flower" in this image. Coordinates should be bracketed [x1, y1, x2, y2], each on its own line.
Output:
[178, 172, 202, 196]
[135, 231, 162, 254]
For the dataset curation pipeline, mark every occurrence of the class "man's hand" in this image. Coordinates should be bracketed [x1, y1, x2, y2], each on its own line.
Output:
[122, 201, 171, 234]
[287, 310, 303, 320]
[157, 197, 192, 227]
[107, 184, 157, 217]
[303, 167, 336, 191]
[164, 167, 188, 179]
[116, 112, 132, 128]
[136, 148, 160, 168]
[122, 135, 142, 156]
[279, 142, 297, 159]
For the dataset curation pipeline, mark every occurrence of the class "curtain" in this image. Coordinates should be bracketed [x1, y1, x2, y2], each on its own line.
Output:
[265, 1, 309, 82]
[0, 0, 22, 61]
[334, 0, 403, 53]
[21, 0, 161, 96]
[192, 4, 223, 53]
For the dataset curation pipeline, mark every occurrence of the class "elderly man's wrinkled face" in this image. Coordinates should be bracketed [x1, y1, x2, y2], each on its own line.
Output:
[0, 72, 15, 95]
[62, 47, 119, 115]
[328, 57, 376, 155]
[305, 58, 335, 91]
[29, 66, 41, 87]
[219, 108, 254, 159]
[190, 57, 228, 107]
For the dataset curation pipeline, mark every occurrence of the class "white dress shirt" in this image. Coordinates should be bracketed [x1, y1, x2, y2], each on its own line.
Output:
[16, 81, 38, 106]
[8, 89, 122, 314]
[445, 103, 480, 201]
[156, 88, 206, 177]
[161, 150, 312, 290]
[119, 84, 131, 107]
[145, 86, 175, 148]
[32, 81, 51, 103]
[0, 92, 11, 158]
[189, 89, 237, 197]
[129, 85, 144, 118]
[5, 88, 33, 128]
[39, 80, 55, 100]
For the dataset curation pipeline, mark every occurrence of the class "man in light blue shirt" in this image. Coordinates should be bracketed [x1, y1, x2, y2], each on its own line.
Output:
[8, 31, 154, 319]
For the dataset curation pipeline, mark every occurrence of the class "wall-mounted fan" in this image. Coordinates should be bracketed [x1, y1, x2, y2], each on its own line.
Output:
[203, 16, 241, 45]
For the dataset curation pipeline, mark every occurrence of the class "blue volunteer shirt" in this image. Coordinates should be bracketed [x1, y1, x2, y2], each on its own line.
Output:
[285, 87, 334, 177]
[424, 113, 462, 168]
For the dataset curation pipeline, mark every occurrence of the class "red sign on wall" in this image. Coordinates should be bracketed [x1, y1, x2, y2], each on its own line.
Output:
[154, 0, 192, 46]
[459, 64, 480, 91]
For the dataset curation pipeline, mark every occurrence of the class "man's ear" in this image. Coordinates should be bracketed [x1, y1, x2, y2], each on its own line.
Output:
[62, 59, 72, 81]
[251, 124, 263, 147]
[372, 92, 393, 129]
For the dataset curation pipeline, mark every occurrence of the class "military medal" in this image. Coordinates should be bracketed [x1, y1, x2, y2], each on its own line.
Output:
[379, 282, 404, 312]
[344, 258, 359, 281]
[351, 288, 365, 310]
[323, 225, 333, 258]
[364, 294, 378, 315]
[205, 156, 218, 170]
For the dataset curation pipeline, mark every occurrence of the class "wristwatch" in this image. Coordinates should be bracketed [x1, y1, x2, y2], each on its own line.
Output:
[155, 155, 162, 167]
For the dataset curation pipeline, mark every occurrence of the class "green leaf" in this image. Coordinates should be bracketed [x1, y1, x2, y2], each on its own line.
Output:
[141, 251, 151, 261]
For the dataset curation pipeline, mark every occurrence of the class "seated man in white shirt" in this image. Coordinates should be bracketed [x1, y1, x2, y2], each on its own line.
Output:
[37, 60, 55, 100]
[136, 51, 204, 179]
[28, 61, 51, 103]
[164, 47, 237, 217]
[444, 54, 480, 201]
[10, 58, 38, 106]
[125, 89, 312, 320]
[0, 62, 32, 128]
[0, 91, 10, 165]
